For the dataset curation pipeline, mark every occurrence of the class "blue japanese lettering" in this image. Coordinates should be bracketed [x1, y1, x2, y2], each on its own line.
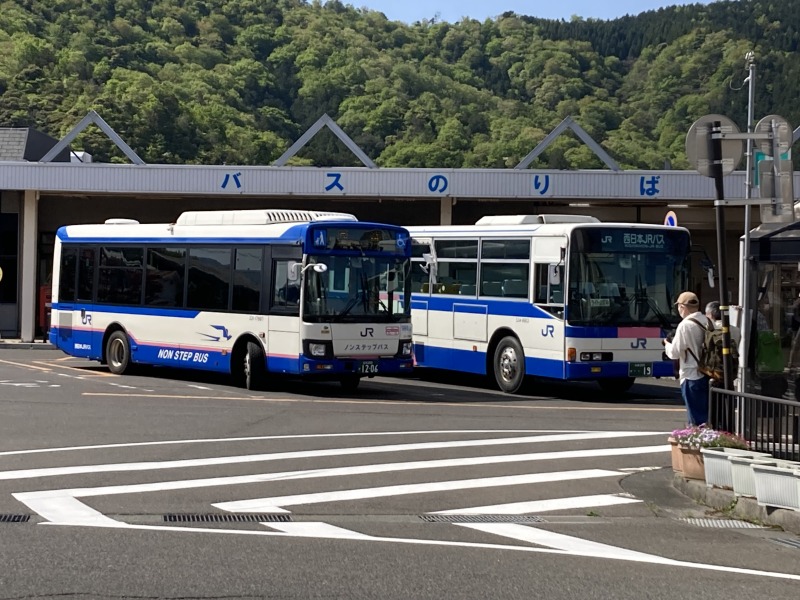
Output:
[428, 175, 448, 193]
[533, 174, 550, 195]
[325, 172, 344, 191]
[639, 175, 660, 197]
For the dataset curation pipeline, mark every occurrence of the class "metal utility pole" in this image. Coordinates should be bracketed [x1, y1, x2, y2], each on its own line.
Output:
[739, 51, 756, 393]
[710, 122, 735, 392]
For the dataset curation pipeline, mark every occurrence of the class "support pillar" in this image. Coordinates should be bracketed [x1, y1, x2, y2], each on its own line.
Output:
[439, 197, 453, 225]
[20, 189, 38, 342]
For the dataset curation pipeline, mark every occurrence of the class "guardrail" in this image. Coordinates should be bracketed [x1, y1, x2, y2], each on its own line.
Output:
[710, 387, 800, 461]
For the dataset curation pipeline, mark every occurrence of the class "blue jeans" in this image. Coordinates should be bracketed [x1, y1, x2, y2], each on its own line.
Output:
[681, 376, 710, 425]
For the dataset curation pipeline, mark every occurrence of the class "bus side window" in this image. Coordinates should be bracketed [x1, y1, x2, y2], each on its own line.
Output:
[272, 259, 300, 313]
[535, 264, 564, 308]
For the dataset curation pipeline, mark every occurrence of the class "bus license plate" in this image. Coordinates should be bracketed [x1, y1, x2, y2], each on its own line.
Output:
[628, 362, 652, 377]
[360, 361, 379, 374]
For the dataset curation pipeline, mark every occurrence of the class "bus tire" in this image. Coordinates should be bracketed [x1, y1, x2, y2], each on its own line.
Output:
[339, 375, 361, 392]
[106, 330, 131, 375]
[493, 336, 525, 394]
[242, 341, 266, 391]
[598, 377, 635, 394]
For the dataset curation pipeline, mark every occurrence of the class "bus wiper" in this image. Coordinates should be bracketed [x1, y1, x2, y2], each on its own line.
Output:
[637, 290, 674, 330]
[334, 292, 362, 321]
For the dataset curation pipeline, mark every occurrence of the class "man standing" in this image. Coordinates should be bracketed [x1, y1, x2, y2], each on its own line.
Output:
[665, 291, 710, 425]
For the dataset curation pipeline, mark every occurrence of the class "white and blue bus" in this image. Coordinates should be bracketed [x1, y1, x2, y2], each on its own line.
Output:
[50, 209, 414, 391]
[406, 215, 690, 394]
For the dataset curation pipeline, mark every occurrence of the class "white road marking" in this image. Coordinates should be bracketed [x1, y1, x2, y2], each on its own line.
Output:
[13, 446, 663, 525]
[186, 384, 212, 390]
[214, 469, 623, 513]
[21, 495, 123, 527]
[432, 493, 641, 515]
[33, 520, 800, 582]
[0, 431, 663, 481]
[0, 359, 52, 372]
[0, 429, 592, 457]
[264, 522, 373, 539]
[461, 523, 683, 563]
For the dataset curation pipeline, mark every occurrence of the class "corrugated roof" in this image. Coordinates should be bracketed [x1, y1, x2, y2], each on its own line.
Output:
[0, 128, 29, 161]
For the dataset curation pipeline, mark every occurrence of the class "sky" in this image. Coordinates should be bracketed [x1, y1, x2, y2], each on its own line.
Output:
[339, 0, 716, 24]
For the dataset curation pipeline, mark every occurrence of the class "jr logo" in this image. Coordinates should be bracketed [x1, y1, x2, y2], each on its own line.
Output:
[541, 325, 555, 337]
[601, 235, 612, 244]
[360, 327, 374, 338]
[630, 338, 647, 349]
[80, 310, 92, 326]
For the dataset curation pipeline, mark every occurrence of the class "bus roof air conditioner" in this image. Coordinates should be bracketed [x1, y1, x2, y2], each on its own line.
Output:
[475, 215, 600, 225]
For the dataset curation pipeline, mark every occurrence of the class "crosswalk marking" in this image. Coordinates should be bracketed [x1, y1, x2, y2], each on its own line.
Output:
[0, 430, 586, 458]
[213, 469, 622, 513]
[431, 493, 641, 515]
[9, 427, 800, 582]
[264, 522, 373, 540]
[459, 523, 674, 563]
[0, 431, 664, 481]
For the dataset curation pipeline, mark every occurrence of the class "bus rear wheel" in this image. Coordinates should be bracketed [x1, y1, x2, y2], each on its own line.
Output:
[106, 331, 131, 375]
[493, 336, 525, 394]
[240, 341, 266, 391]
[598, 377, 635, 394]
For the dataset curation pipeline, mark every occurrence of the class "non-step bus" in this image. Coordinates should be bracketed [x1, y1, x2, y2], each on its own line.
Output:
[406, 215, 690, 393]
[50, 209, 414, 390]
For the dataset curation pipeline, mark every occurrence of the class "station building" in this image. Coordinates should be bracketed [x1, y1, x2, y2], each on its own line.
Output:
[1, 112, 798, 342]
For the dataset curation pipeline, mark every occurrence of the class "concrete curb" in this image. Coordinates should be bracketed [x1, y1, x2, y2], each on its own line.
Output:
[673, 472, 800, 535]
[0, 341, 56, 350]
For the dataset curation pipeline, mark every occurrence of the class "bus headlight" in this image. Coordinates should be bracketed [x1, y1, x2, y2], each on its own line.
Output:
[580, 352, 613, 362]
[309, 343, 327, 357]
[303, 340, 332, 359]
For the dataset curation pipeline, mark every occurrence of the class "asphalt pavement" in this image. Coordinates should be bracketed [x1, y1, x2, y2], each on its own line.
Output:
[2, 339, 799, 536]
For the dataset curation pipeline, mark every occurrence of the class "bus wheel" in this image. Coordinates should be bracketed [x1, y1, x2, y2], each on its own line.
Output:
[242, 341, 266, 391]
[493, 336, 525, 394]
[598, 377, 635, 394]
[106, 331, 131, 375]
[339, 375, 361, 392]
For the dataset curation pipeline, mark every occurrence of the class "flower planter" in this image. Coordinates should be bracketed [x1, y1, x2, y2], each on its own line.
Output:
[751, 462, 800, 511]
[728, 455, 780, 497]
[679, 446, 705, 481]
[700, 447, 772, 490]
[668, 437, 683, 473]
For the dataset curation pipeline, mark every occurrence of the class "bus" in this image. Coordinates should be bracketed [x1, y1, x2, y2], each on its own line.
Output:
[406, 215, 691, 394]
[49, 209, 414, 391]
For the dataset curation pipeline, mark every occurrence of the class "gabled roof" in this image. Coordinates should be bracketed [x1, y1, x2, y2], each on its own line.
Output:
[0, 128, 70, 162]
[515, 116, 621, 172]
[272, 113, 377, 168]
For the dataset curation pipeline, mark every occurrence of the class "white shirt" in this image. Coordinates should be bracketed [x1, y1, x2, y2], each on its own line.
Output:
[664, 311, 709, 382]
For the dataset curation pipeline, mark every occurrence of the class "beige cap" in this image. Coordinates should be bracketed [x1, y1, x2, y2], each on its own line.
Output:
[675, 291, 699, 306]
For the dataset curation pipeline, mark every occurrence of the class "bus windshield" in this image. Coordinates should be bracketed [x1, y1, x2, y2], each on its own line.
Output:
[303, 255, 411, 323]
[567, 228, 690, 328]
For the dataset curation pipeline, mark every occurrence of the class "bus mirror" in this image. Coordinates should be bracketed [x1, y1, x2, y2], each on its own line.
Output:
[289, 262, 327, 281]
[548, 265, 561, 286]
[707, 267, 715, 288]
[287, 261, 301, 282]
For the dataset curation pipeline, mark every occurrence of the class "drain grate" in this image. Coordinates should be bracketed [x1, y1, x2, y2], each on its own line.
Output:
[679, 518, 763, 529]
[164, 513, 292, 523]
[773, 538, 800, 550]
[0, 514, 30, 523]
[420, 514, 547, 524]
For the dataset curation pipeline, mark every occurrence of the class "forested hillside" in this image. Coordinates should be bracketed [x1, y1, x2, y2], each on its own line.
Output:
[0, 0, 796, 169]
